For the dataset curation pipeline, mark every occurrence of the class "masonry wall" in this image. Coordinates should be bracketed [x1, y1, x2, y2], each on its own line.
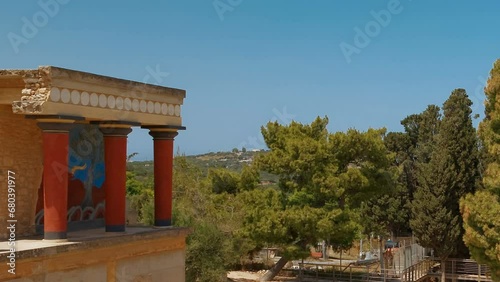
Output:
[0, 105, 43, 239]
[0, 229, 188, 282]
[2, 249, 186, 282]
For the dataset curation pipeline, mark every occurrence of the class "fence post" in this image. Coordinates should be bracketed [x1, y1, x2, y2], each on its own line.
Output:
[410, 244, 413, 266]
[451, 260, 455, 282]
[299, 262, 303, 282]
[332, 265, 335, 282]
[316, 265, 318, 282]
[411, 265, 413, 282]
[478, 264, 481, 282]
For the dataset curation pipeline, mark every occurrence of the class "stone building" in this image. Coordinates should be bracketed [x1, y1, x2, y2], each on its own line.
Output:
[0, 66, 188, 281]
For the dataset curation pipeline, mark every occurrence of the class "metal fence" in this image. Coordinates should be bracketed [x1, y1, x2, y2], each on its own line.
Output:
[288, 263, 401, 282]
[391, 243, 428, 276]
[283, 257, 493, 282]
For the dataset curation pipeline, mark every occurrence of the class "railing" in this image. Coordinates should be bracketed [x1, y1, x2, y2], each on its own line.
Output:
[400, 259, 435, 282]
[444, 259, 492, 281]
[282, 258, 492, 282]
[286, 262, 401, 282]
[401, 259, 493, 282]
[391, 244, 428, 275]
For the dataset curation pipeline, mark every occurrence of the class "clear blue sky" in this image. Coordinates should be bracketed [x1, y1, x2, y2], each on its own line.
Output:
[1, 1, 499, 159]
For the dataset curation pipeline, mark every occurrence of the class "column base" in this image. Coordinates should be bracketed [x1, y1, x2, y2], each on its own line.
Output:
[154, 219, 172, 227]
[44, 231, 67, 240]
[106, 225, 126, 232]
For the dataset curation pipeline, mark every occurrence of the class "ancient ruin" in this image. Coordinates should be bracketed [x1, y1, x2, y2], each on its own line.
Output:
[0, 66, 188, 281]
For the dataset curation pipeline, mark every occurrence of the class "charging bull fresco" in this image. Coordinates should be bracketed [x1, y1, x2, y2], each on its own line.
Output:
[35, 124, 106, 225]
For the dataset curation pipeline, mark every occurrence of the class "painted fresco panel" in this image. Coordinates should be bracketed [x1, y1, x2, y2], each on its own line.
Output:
[35, 124, 106, 225]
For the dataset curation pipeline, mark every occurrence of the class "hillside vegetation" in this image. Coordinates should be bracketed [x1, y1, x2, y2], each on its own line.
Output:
[125, 59, 500, 282]
[127, 150, 279, 184]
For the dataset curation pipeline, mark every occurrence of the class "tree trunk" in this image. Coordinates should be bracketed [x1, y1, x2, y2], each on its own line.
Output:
[379, 238, 384, 271]
[441, 259, 446, 282]
[340, 251, 342, 269]
[259, 256, 288, 281]
[322, 240, 327, 260]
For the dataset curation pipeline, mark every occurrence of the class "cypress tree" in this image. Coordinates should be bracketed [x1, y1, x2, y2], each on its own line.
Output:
[411, 89, 480, 281]
[461, 59, 500, 280]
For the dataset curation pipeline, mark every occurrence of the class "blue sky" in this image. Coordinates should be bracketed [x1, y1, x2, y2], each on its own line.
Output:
[1, 1, 499, 159]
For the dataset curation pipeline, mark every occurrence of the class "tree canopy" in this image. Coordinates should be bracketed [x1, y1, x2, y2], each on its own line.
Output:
[249, 117, 394, 280]
[411, 89, 480, 281]
[461, 59, 500, 280]
[361, 105, 442, 238]
[123, 58, 500, 282]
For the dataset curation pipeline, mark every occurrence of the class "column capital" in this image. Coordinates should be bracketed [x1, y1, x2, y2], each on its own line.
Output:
[142, 125, 185, 140]
[93, 121, 137, 137]
[99, 126, 133, 137]
[148, 130, 178, 140]
[37, 120, 76, 133]
[31, 115, 82, 132]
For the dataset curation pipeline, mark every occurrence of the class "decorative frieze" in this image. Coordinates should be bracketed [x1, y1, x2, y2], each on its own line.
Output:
[5, 66, 185, 126]
[15, 86, 181, 117]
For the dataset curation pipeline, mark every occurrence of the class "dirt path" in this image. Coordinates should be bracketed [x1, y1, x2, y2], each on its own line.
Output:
[227, 271, 260, 281]
[227, 271, 298, 282]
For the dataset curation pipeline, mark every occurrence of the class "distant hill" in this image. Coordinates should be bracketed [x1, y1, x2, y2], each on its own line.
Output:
[185, 150, 261, 173]
[126, 149, 279, 184]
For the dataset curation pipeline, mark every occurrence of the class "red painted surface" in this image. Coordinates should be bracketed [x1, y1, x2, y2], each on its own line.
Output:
[153, 138, 174, 224]
[36, 174, 106, 224]
[36, 125, 107, 227]
[42, 132, 69, 234]
[311, 251, 323, 259]
[103, 135, 127, 227]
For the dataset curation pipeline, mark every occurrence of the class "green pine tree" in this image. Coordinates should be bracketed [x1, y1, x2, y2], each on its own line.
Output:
[360, 132, 410, 237]
[247, 117, 394, 281]
[363, 106, 442, 238]
[461, 59, 500, 280]
[411, 89, 480, 281]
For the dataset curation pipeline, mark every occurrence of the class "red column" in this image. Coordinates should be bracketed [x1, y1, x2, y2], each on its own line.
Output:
[149, 130, 178, 226]
[100, 126, 132, 232]
[38, 122, 74, 240]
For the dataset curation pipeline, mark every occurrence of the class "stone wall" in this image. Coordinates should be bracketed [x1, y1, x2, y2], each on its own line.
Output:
[0, 228, 188, 282]
[2, 250, 185, 282]
[0, 105, 43, 239]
